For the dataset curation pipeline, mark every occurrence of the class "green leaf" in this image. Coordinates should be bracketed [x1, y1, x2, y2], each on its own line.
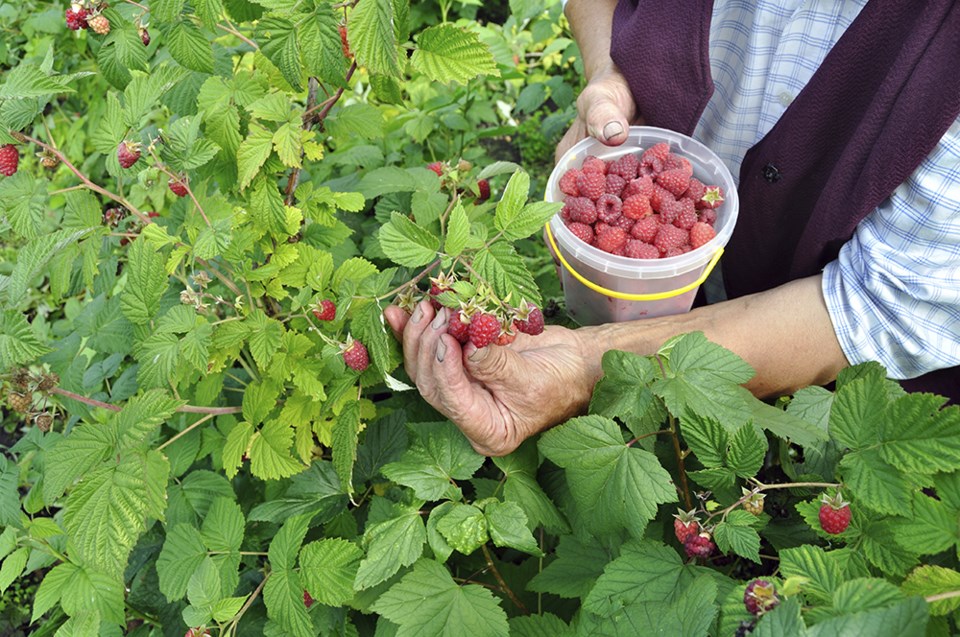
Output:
[484, 501, 542, 556]
[493, 443, 569, 535]
[411, 24, 500, 85]
[582, 540, 686, 617]
[371, 559, 509, 637]
[726, 423, 766, 478]
[381, 421, 483, 501]
[0, 311, 50, 370]
[116, 389, 183, 450]
[527, 534, 611, 599]
[263, 568, 312, 637]
[357, 166, 424, 198]
[165, 18, 215, 73]
[803, 596, 927, 637]
[6, 229, 90, 307]
[332, 400, 361, 494]
[256, 17, 303, 91]
[44, 419, 117, 502]
[250, 419, 307, 480]
[120, 238, 167, 325]
[379, 211, 440, 267]
[242, 380, 280, 426]
[300, 538, 362, 606]
[354, 502, 425, 590]
[472, 240, 541, 306]
[157, 524, 207, 602]
[444, 202, 469, 258]
[327, 103, 384, 140]
[298, 3, 349, 87]
[201, 497, 245, 554]
[538, 415, 675, 536]
[0, 171, 46, 239]
[435, 503, 487, 555]
[892, 493, 958, 555]
[247, 309, 284, 369]
[901, 565, 960, 616]
[752, 597, 806, 637]
[680, 413, 728, 469]
[0, 65, 73, 99]
[831, 578, 904, 615]
[840, 449, 912, 516]
[494, 169, 529, 232]
[778, 545, 844, 603]
[348, 0, 400, 77]
[187, 557, 222, 608]
[237, 122, 275, 191]
[0, 547, 28, 595]
[713, 511, 761, 563]
[830, 375, 886, 450]
[858, 517, 919, 577]
[879, 393, 960, 474]
[508, 614, 572, 637]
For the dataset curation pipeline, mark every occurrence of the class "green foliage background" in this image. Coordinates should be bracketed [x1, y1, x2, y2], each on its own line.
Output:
[1, 1, 959, 636]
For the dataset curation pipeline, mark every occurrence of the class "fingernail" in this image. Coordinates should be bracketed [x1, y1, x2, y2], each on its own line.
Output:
[411, 305, 423, 323]
[603, 121, 624, 141]
[431, 309, 446, 329]
[436, 339, 446, 362]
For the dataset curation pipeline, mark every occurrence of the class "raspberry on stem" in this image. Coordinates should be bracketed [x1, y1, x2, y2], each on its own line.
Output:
[312, 300, 336, 321]
[818, 491, 851, 535]
[0, 144, 19, 176]
[117, 141, 141, 169]
[342, 338, 369, 372]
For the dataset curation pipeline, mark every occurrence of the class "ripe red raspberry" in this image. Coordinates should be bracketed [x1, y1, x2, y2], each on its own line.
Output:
[605, 173, 626, 197]
[684, 177, 707, 203]
[427, 161, 443, 176]
[660, 197, 694, 226]
[819, 493, 851, 535]
[140, 27, 151, 46]
[641, 142, 670, 165]
[0, 144, 19, 176]
[689, 222, 716, 249]
[743, 579, 779, 616]
[565, 196, 597, 224]
[428, 281, 451, 310]
[303, 590, 314, 608]
[576, 172, 606, 200]
[513, 305, 544, 336]
[476, 179, 490, 202]
[608, 153, 639, 180]
[88, 14, 110, 35]
[624, 240, 659, 259]
[656, 168, 692, 197]
[622, 175, 655, 199]
[580, 155, 607, 175]
[673, 509, 701, 544]
[654, 224, 688, 255]
[567, 221, 594, 245]
[342, 339, 369, 371]
[699, 208, 718, 226]
[312, 299, 336, 321]
[559, 168, 581, 196]
[595, 194, 622, 223]
[649, 184, 673, 212]
[169, 177, 188, 197]
[447, 311, 470, 344]
[611, 215, 635, 233]
[117, 141, 141, 169]
[622, 195, 653, 220]
[595, 226, 628, 254]
[65, 6, 89, 30]
[698, 185, 725, 209]
[684, 532, 715, 559]
[468, 312, 500, 349]
[663, 154, 692, 173]
[630, 215, 660, 243]
[671, 198, 698, 229]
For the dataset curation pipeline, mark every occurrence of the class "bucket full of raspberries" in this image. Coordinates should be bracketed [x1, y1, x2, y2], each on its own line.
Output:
[545, 126, 739, 325]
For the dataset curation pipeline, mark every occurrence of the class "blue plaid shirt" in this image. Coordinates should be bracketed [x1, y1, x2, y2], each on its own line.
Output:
[691, 0, 960, 379]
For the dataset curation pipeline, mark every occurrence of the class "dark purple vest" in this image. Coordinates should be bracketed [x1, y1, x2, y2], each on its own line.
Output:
[610, 0, 960, 402]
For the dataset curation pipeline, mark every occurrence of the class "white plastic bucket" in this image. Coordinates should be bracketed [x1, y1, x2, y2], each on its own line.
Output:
[545, 126, 739, 325]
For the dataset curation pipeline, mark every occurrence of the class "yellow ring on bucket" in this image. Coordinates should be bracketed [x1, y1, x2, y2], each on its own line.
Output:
[545, 221, 724, 302]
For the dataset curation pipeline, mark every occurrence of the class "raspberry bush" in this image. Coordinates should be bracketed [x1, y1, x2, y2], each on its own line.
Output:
[1, 1, 959, 636]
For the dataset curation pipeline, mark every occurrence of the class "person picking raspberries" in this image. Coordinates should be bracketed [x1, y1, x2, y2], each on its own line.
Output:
[384, 0, 959, 457]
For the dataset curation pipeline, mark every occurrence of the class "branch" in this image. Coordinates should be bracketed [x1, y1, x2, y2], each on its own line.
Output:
[481, 544, 528, 614]
[49, 387, 242, 416]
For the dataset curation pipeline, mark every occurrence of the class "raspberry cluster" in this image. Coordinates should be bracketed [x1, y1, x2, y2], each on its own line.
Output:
[65, 3, 113, 35]
[557, 142, 724, 258]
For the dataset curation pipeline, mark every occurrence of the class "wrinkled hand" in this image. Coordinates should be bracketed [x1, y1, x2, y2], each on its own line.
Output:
[383, 301, 595, 456]
[556, 67, 639, 161]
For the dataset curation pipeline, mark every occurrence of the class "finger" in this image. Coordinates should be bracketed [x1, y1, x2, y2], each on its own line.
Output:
[556, 119, 587, 162]
[402, 300, 434, 381]
[463, 341, 521, 385]
[583, 97, 630, 146]
[383, 305, 410, 339]
[416, 306, 449, 387]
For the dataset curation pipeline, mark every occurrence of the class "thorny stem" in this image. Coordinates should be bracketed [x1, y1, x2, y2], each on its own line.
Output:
[156, 413, 217, 451]
[49, 387, 242, 416]
[481, 544, 528, 614]
[13, 132, 150, 224]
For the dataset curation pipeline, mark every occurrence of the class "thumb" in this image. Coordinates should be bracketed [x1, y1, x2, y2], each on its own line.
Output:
[463, 343, 518, 382]
[583, 98, 630, 146]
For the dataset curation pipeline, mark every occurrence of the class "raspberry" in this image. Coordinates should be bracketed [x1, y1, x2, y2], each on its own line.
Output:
[649, 184, 673, 212]
[513, 305, 544, 336]
[654, 224, 688, 255]
[741, 488, 765, 516]
[684, 177, 707, 203]
[559, 168, 581, 196]
[576, 172, 606, 200]
[663, 154, 692, 173]
[339, 24, 352, 57]
[656, 168, 692, 197]
[743, 579, 779, 616]
[622, 195, 652, 220]
[38, 151, 59, 169]
[604, 173, 626, 197]
[699, 208, 718, 226]
[673, 509, 701, 544]
[595, 194, 622, 223]
[580, 155, 607, 175]
[565, 196, 597, 224]
[342, 339, 369, 371]
[611, 215, 635, 233]
[88, 15, 110, 35]
[641, 142, 670, 166]
[35, 412, 53, 433]
[595, 226, 628, 254]
[468, 312, 500, 349]
[698, 185, 725, 209]
[140, 27, 151, 46]
[819, 493, 851, 535]
[476, 179, 490, 202]
[622, 175, 655, 199]
[11, 368, 30, 390]
[684, 532, 715, 559]
[312, 299, 336, 321]
[0, 145, 19, 176]
[608, 153, 638, 180]
[664, 246, 685, 257]
[427, 161, 443, 176]
[117, 141, 141, 169]
[689, 222, 716, 249]
[37, 372, 59, 392]
[65, 6, 89, 30]
[304, 590, 314, 608]
[428, 281, 451, 310]
[671, 198, 698, 229]
[495, 331, 516, 346]
[660, 197, 693, 226]
[630, 215, 660, 243]
[8, 391, 32, 413]
[447, 311, 470, 344]
[594, 222, 612, 237]
[567, 221, 594, 245]
[169, 177, 189, 197]
[624, 240, 659, 259]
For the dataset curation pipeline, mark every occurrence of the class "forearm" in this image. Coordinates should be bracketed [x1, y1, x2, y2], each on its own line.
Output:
[579, 274, 851, 398]
[564, 0, 621, 80]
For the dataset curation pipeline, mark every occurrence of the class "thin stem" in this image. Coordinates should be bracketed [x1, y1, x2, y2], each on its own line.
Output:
[376, 258, 442, 301]
[49, 387, 242, 417]
[148, 147, 211, 227]
[926, 590, 960, 604]
[751, 480, 840, 491]
[670, 420, 694, 511]
[481, 544, 528, 614]
[216, 21, 258, 49]
[626, 429, 672, 447]
[224, 572, 270, 635]
[157, 413, 216, 451]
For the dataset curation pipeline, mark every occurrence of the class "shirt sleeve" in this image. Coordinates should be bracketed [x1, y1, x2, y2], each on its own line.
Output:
[822, 116, 960, 379]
